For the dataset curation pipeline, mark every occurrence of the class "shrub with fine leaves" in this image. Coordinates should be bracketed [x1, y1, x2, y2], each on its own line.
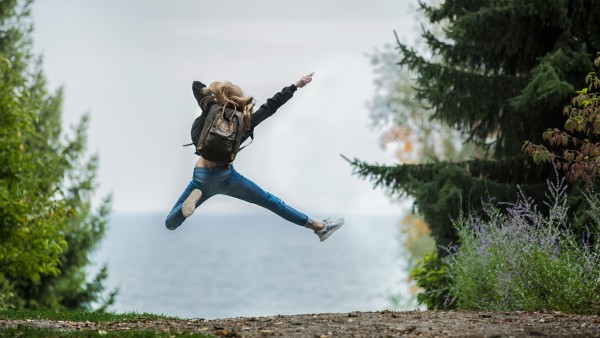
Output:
[445, 175, 600, 315]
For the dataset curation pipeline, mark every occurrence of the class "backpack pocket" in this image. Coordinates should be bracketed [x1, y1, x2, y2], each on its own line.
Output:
[204, 126, 235, 152]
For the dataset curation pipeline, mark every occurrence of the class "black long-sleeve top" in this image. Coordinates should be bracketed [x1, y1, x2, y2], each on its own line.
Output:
[192, 81, 297, 144]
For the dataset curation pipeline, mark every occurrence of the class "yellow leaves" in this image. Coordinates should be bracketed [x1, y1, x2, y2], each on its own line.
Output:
[381, 126, 419, 162]
[380, 126, 407, 145]
[403, 214, 430, 236]
[401, 213, 436, 265]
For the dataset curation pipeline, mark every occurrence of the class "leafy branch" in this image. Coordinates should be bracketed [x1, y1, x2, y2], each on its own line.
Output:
[523, 53, 600, 183]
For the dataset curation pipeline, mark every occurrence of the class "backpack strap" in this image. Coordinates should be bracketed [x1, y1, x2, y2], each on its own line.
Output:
[232, 108, 248, 152]
[239, 132, 253, 152]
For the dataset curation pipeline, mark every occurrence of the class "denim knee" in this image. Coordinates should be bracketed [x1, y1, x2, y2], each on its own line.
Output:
[165, 220, 177, 230]
[165, 212, 182, 230]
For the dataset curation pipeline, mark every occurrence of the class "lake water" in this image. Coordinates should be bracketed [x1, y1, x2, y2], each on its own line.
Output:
[91, 213, 411, 319]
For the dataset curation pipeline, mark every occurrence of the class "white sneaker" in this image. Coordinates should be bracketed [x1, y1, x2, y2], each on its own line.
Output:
[182, 189, 202, 218]
[315, 218, 345, 242]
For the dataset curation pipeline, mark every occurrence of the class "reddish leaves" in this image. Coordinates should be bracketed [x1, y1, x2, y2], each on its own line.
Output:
[523, 54, 600, 184]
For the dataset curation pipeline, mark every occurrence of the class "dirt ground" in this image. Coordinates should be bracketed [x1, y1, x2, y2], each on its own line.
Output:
[1, 310, 599, 337]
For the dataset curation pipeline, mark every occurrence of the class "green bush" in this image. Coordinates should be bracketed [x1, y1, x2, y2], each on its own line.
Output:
[410, 251, 454, 310]
[444, 176, 600, 314]
[0, 276, 17, 311]
[0, 0, 113, 310]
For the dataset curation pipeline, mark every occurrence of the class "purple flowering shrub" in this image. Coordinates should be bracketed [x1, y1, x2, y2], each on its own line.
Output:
[444, 174, 600, 314]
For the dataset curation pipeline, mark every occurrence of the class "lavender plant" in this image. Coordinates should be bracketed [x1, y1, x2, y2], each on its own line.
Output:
[444, 174, 600, 314]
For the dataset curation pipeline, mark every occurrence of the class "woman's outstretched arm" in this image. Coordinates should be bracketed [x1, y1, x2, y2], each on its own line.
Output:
[249, 72, 314, 132]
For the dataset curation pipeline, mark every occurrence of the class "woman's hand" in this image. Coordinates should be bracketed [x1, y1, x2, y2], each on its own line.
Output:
[295, 72, 315, 88]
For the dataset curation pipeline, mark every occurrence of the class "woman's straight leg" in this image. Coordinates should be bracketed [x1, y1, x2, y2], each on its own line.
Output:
[223, 167, 310, 227]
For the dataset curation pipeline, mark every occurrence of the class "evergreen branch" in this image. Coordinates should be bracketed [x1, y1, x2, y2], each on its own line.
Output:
[346, 156, 547, 197]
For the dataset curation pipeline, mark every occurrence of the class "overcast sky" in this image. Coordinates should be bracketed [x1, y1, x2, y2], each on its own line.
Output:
[31, 0, 419, 217]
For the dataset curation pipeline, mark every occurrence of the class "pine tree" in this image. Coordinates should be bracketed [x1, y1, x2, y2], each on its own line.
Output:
[351, 0, 600, 252]
[0, 0, 114, 310]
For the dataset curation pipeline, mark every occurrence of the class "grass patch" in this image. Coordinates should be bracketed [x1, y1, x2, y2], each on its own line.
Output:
[0, 310, 211, 337]
[0, 309, 177, 322]
[0, 327, 211, 337]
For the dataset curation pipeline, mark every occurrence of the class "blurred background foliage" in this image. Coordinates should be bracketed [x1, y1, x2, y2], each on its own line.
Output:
[0, 0, 114, 311]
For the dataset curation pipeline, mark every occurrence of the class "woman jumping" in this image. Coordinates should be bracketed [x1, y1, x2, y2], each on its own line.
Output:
[165, 73, 344, 242]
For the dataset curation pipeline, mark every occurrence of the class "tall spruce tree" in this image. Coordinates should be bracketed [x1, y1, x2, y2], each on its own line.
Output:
[0, 0, 114, 310]
[350, 0, 600, 252]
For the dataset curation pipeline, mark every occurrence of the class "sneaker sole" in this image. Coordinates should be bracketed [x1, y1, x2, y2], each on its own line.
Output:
[319, 219, 345, 242]
[182, 189, 202, 218]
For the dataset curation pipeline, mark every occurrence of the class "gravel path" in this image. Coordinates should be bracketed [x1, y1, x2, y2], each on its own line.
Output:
[1, 310, 599, 337]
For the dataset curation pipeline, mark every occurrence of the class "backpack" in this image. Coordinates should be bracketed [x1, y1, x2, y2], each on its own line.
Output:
[189, 103, 250, 164]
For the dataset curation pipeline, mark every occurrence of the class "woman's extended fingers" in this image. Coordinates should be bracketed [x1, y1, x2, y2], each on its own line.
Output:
[296, 72, 315, 88]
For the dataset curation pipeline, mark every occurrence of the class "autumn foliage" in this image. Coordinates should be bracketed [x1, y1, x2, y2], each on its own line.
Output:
[523, 53, 600, 183]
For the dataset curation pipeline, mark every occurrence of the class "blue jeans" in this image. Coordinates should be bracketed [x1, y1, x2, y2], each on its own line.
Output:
[165, 165, 311, 230]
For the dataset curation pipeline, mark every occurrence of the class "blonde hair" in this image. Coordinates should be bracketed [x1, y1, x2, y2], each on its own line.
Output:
[201, 81, 254, 133]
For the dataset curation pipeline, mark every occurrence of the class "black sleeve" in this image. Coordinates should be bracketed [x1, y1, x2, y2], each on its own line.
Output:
[192, 81, 208, 109]
[249, 84, 298, 131]
[191, 82, 210, 144]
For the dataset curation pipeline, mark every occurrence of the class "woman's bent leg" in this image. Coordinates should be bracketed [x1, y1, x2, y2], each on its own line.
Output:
[165, 180, 203, 230]
[224, 169, 310, 227]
